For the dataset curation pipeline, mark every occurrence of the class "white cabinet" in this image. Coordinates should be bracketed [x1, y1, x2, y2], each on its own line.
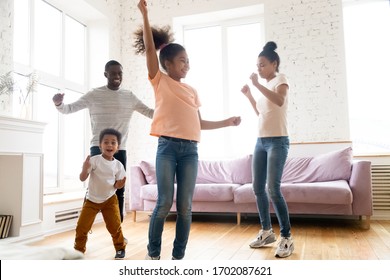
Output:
[0, 116, 45, 242]
[0, 153, 43, 239]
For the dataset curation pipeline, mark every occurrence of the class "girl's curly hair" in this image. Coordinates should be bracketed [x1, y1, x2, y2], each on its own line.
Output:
[133, 25, 174, 54]
[134, 25, 186, 71]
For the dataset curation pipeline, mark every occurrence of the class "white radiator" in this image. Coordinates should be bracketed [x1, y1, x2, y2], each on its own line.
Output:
[371, 165, 390, 211]
[55, 208, 81, 223]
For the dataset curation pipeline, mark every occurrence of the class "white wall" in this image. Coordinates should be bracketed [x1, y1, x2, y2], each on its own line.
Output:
[265, 0, 349, 143]
[0, 0, 12, 75]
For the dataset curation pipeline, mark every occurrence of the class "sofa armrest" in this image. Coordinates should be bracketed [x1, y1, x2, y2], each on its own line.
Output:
[349, 160, 373, 216]
[129, 165, 147, 211]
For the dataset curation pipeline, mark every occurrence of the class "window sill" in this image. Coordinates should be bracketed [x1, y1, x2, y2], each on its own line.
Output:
[43, 191, 85, 205]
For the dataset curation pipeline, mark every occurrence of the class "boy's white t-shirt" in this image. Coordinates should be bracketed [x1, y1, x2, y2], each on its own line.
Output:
[85, 154, 126, 203]
[256, 73, 289, 137]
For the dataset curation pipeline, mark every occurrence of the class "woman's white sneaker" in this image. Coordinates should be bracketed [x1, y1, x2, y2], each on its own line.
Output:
[145, 254, 160, 260]
[274, 237, 294, 258]
[249, 229, 276, 248]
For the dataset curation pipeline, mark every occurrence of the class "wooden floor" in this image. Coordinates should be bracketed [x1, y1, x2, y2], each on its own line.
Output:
[28, 212, 390, 260]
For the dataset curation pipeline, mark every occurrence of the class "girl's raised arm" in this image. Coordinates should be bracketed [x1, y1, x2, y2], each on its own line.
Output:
[137, 0, 159, 79]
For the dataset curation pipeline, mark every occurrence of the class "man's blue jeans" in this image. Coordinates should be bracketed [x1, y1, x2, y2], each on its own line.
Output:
[252, 137, 291, 238]
[147, 137, 198, 259]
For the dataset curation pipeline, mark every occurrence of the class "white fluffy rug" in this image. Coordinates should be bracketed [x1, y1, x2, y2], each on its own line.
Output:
[0, 244, 84, 260]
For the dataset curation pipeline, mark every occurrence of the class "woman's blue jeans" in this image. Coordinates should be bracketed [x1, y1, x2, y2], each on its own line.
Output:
[147, 137, 198, 259]
[252, 137, 291, 238]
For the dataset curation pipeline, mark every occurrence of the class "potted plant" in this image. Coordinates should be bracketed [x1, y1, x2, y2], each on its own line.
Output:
[0, 71, 38, 119]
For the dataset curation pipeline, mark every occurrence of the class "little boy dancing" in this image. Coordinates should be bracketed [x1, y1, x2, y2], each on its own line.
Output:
[74, 128, 127, 259]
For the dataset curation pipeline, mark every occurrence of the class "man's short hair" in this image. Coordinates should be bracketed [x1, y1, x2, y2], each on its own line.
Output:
[105, 60, 122, 71]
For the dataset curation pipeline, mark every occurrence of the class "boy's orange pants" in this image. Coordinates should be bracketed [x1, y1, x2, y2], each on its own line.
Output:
[74, 194, 126, 253]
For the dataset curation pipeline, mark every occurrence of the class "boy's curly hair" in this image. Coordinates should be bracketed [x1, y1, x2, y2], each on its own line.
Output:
[99, 128, 122, 146]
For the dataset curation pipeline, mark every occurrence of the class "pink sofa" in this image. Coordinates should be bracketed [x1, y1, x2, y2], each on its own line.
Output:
[127, 147, 372, 228]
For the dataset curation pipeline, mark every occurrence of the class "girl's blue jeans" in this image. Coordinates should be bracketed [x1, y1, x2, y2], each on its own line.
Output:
[252, 136, 291, 238]
[147, 136, 198, 259]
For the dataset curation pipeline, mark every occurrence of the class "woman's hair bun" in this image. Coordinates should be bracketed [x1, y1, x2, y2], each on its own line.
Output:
[263, 41, 277, 52]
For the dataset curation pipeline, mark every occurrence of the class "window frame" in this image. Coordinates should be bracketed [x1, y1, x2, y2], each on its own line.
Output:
[13, 0, 90, 194]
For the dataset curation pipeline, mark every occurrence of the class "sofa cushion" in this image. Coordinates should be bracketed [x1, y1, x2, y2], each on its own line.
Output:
[197, 155, 252, 184]
[233, 183, 255, 204]
[140, 184, 159, 201]
[234, 181, 353, 205]
[139, 160, 157, 184]
[140, 183, 238, 202]
[139, 155, 252, 185]
[192, 184, 238, 202]
[281, 181, 353, 204]
[282, 147, 353, 183]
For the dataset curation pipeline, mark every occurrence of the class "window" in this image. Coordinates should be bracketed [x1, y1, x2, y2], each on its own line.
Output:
[174, 5, 264, 159]
[64, 16, 86, 84]
[33, 0, 62, 76]
[343, 0, 390, 155]
[13, 0, 87, 192]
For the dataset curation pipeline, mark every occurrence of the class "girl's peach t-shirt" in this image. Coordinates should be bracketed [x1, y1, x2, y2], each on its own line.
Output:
[149, 70, 202, 142]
